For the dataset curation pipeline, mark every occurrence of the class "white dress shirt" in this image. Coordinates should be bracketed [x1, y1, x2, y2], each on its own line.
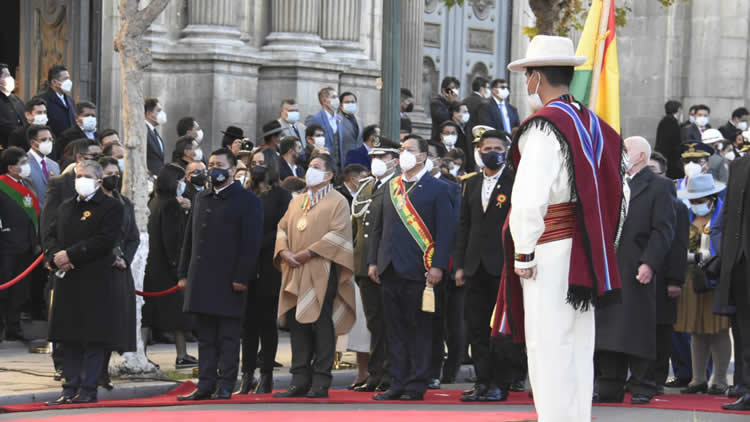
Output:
[493, 96, 512, 132]
[481, 166, 504, 212]
[402, 164, 428, 183]
[325, 110, 338, 134]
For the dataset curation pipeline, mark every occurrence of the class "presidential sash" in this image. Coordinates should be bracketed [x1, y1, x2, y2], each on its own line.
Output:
[0, 175, 40, 233]
[389, 177, 434, 270]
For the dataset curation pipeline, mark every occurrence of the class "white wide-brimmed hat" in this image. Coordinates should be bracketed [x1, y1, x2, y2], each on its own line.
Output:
[701, 128, 725, 145]
[508, 35, 586, 72]
[677, 173, 726, 200]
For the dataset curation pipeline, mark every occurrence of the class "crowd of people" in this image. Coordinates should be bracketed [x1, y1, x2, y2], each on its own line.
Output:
[4, 33, 750, 420]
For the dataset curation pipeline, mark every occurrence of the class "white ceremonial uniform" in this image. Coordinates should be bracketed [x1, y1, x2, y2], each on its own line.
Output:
[509, 122, 594, 422]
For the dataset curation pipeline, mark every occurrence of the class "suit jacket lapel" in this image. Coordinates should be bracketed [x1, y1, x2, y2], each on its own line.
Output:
[628, 169, 651, 200]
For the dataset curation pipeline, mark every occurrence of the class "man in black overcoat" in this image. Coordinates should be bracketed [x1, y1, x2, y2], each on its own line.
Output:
[594, 136, 675, 405]
[654, 100, 685, 179]
[44, 160, 124, 405]
[177, 148, 263, 401]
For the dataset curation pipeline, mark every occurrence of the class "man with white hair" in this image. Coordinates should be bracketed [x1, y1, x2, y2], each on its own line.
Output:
[594, 136, 676, 405]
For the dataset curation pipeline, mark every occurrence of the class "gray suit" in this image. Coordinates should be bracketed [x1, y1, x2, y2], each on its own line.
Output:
[336, 112, 362, 166]
[26, 152, 60, 208]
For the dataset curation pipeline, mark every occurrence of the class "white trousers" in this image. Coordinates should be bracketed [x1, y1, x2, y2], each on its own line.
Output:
[522, 239, 594, 422]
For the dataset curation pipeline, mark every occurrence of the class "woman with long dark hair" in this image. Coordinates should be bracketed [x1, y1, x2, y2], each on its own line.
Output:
[237, 148, 291, 394]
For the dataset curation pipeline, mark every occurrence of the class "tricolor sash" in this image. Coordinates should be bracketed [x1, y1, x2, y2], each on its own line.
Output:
[0, 175, 40, 233]
[389, 177, 435, 270]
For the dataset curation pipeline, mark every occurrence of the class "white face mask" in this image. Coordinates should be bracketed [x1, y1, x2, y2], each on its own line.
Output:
[460, 113, 470, 124]
[449, 163, 459, 176]
[689, 115, 695, 124]
[156, 110, 168, 125]
[329, 98, 340, 110]
[313, 136, 326, 148]
[399, 150, 418, 172]
[305, 167, 328, 187]
[738, 121, 749, 131]
[371, 158, 388, 178]
[695, 116, 709, 128]
[286, 111, 300, 123]
[442, 134, 457, 146]
[474, 149, 485, 169]
[342, 103, 357, 115]
[75, 177, 99, 197]
[60, 79, 73, 93]
[33, 113, 48, 125]
[81, 116, 97, 132]
[194, 129, 204, 143]
[497, 88, 510, 100]
[193, 148, 203, 162]
[691, 202, 712, 217]
[19, 163, 31, 178]
[482, 90, 491, 99]
[39, 140, 53, 156]
[725, 151, 736, 161]
[526, 72, 544, 112]
[425, 157, 435, 173]
[2, 76, 15, 94]
[684, 161, 703, 177]
[177, 180, 186, 197]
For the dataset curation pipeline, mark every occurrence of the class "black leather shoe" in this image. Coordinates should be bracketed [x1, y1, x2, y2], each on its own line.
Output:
[306, 389, 329, 398]
[354, 383, 378, 392]
[45, 393, 75, 406]
[460, 384, 488, 402]
[427, 378, 441, 390]
[98, 373, 114, 391]
[254, 374, 273, 394]
[723, 393, 750, 411]
[664, 377, 690, 388]
[630, 394, 651, 405]
[211, 388, 232, 400]
[175, 355, 199, 369]
[373, 389, 404, 401]
[462, 388, 475, 396]
[681, 382, 708, 394]
[592, 392, 624, 403]
[480, 385, 507, 402]
[708, 384, 727, 395]
[70, 392, 98, 404]
[53, 368, 63, 381]
[728, 384, 746, 398]
[399, 391, 425, 401]
[235, 373, 258, 394]
[348, 380, 367, 390]
[509, 380, 526, 392]
[177, 389, 213, 401]
[375, 382, 390, 392]
[273, 385, 309, 398]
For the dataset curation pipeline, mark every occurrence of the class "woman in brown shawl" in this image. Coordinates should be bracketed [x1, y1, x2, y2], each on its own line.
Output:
[273, 153, 356, 398]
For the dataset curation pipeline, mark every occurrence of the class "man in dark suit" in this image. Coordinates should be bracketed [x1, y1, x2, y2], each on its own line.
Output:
[0, 64, 25, 150]
[455, 130, 517, 401]
[53, 101, 98, 163]
[368, 136, 457, 401]
[719, 107, 750, 141]
[37, 65, 76, 139]
[177, 148, 263, 401]
[655, 100, 685, 179]
[430, 77, 460, 141]
[183, 161, 207, 203]
[145, 97, 167, 176]
[595, 137, 675, 405]
[278, 137, 305, 181]
[25, 125, 60, 207]
[482, 79, 520, 135]
[9, 98, 48, 152]
[337, 91, 363, 160]
[681, 104, 711, 142]
[306, 87, 345, 169]
[462, 77, 490, 139]
[335, 163, 368, 206]
[345, 124, 380, 168]
[644, 152, 688, 391]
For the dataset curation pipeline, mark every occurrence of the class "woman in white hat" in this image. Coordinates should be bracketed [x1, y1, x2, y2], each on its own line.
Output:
[701, 129, 730, 183]
[675, 173, 731, 395]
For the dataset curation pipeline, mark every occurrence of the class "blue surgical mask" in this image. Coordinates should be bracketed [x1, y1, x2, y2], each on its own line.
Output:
[691, 202, 712, 217]
[209, 167, 230, 186]
[480, 151, 506, 171]
[177, 180, 186, 197]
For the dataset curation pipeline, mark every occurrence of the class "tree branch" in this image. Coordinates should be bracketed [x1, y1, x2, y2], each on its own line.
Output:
[131, 0, 171, 36]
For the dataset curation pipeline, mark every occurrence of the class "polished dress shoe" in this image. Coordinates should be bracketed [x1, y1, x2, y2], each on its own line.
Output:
[480, 385, 507, 402]
[348, 380, 367, 390]
[427, 378, 441, 390]
[211, 388, 232, 400]
[460, 384, 488, 402]
[53, 368, 64, 381]
[373, 389, 404, 401]
[399, 391, 425, 401]
[375, 381, 390, 392]
[462, 387, 476, 396]
[45, 393, 75, 406]
[728, 384, 746, 398]
[509, 380, 526, 392]
[235, 373, 258, 394]
[723, 393, 750, 411]
[70, 392, 98, 404]
[177, 389, 213, 401]
[306, 389, 329, 398]
[708, 384, 727, 395]
[254, 374, 273, 394]
[354, 383, 378, 392]
[664, 377, 690, 388]
[175, 355, 199, 369]
[273, 385, 309, 398]
[630, 394, 651, 405]
[680, 382, 708, 394]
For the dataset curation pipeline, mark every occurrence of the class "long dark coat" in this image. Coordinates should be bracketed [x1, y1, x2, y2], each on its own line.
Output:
[252, 185, 291, 298]
[45, 190, 125, 347]
[654, 114, 684, 180]
[111, 193, 139, 352]
[718, 156, 750, 312]
[595, 168, 675, 360]
[142, 196, 190, 330]
[178, 181, 263, 319]
[656, 198, 688, 325]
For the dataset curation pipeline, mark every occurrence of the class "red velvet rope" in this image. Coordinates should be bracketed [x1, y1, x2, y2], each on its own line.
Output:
[135, 285, 180, 297]
[0, 254, 44, 290]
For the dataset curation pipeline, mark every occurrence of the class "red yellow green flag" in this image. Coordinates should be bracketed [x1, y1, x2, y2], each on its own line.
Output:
[569, 0, 620, 133]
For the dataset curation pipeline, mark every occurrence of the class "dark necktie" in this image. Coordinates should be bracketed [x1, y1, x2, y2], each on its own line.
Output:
[154, 129, 164, 154]
[41, 159, 49, 182]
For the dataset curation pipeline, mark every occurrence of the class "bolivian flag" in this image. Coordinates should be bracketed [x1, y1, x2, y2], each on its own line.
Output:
[570, 0, 620, 133]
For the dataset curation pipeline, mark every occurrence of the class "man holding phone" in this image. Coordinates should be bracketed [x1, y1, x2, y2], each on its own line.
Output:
[430, 77, 461, 141]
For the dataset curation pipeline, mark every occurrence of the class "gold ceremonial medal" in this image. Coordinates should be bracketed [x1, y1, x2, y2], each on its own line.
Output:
[297, 216, 308, 232]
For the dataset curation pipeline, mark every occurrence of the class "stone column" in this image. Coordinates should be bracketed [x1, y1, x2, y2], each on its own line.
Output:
[400, 0, 424, 109]
[264, 0, 325, 53]
[181, 0, 243, 46]
[320, 0, 366, 58]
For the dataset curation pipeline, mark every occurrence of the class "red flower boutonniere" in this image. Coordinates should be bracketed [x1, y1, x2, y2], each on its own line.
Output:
[81, 211, 92, 221]
[496, 193, 508, 208]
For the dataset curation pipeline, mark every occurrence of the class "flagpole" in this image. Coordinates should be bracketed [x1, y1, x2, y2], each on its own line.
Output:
[587, 0, 611, 110]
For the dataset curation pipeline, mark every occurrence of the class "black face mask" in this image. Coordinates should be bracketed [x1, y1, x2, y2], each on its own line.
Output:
[191, 173, 207, 187]
[251, 165, 267, 183]
[102, 175, 120, 191]
[404, 102, 414, 113]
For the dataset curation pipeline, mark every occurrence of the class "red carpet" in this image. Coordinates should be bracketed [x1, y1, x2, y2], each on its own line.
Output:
[8, 409, 540, 422]
[0, 381, 746, 415]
